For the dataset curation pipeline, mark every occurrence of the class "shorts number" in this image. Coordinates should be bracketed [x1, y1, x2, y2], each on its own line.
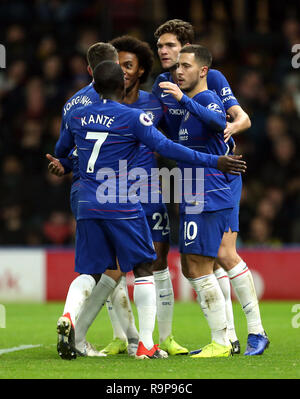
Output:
[184, 221, 197, 240]
[152, 212, 170, 234]
[85, 131, 108, 173]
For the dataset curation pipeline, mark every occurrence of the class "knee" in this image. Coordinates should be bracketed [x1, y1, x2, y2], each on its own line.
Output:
[152, 244, 169, 272]
[180, 254, 199, 279]
[133, 262, 153, 278]
[217, 245, 241, 270]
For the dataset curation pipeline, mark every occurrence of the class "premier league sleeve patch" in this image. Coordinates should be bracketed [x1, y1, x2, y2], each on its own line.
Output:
[139, 112, 153, 126]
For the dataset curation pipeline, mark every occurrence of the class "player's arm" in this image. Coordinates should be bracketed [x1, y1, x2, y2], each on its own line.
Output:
[59, 156, 73, 174]
[158, 81, 226, 131]
[134, 113, 246, 175]
[224, 105, 251, 143]
[46, 146, 75, 177]
[207, 69, 251, 142]
[55, 109, 75, 158]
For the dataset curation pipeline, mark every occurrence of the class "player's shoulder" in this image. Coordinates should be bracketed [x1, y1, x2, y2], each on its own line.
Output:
[67, 99, 100, 121]
[65, 83, 93, 103]
[153, 72, 172, 87]
[195, 89, 221, 103]
[207, 68, 225, 79]
[207, 68, 231, 93]
[62, 83, 97, 117]
[158, 72, 172, 82]
[113, 100, 144, 121]
[138, 90, 161, 106]
[195, 90, 225, 112]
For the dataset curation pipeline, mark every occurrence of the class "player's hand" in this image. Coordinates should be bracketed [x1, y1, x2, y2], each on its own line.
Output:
[46, 154, 65, 177]
[159, 81, 183, 101]
[217, 155, 246, 175]
[224, 121, 238, 143]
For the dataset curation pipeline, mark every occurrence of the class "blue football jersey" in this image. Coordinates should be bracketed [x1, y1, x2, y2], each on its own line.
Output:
[55, 82, 99, 183]
[177, 90, 234, 213]
[64, 99, 221, 220]
[207, 69, 240, 154]
[126, 90, 165, 215]
[152, 72, 184, 141]
[152, 68, 239, 146]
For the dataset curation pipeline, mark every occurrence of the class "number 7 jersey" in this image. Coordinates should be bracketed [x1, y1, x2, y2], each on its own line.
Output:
[64, 98, 220, 220]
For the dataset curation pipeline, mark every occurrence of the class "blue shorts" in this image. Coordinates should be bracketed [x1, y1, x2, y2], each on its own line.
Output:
[75, 216, 157, 274]
[145, 204, 170, 243]
[179, 209, 232, 258]
[225, 175, 242, 233]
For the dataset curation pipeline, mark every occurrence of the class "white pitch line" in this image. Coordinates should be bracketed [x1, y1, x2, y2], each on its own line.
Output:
[0, 344, 42, 355]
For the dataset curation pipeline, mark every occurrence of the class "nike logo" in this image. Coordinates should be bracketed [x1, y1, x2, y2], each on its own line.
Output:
[162, 230, 170, 236]
[184, 241, 195, 246]
[161, 93, 169, 98]
[159, 293, 171, 298]
[243, 302, 251, 309]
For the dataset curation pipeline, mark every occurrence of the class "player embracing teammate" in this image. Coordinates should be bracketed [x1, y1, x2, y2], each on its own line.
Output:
[49, 19, 269, 360]
[152, 19, 269, 357]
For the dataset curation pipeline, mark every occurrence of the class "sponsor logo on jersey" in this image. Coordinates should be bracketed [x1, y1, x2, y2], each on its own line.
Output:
[206, 103, 223, 113]
[220, 86, 232, 96]
[179, 128, 189, 141]
[168, 108, 185, 115]
[222, 95, 237, 103]
[184, 111, 190, 122]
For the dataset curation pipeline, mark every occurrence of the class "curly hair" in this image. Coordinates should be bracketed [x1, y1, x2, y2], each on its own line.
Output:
[110, 35, 154, 84]
[154, 19, 194, 46]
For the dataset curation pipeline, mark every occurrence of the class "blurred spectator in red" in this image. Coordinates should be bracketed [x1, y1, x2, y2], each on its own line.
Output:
[43, 211, 73, 245]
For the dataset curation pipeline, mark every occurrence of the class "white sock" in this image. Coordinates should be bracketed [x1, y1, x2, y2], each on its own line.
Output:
[133, 276, 156, 350]
[153, 268, 174, 343]
[189, 274, 230, 347]
[63, 274, 96, 326]
[106, 293, 127, 342]
[214, 267, 238, 342]
[228, 260, 264, 335]
[110, 276, 139, 343]
[75, 274, 117, 350]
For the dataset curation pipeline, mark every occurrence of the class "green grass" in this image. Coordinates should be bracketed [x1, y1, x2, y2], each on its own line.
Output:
[0, 301, 299, 379]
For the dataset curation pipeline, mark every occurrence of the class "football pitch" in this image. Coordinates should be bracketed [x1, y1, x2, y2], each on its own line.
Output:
[0, 301, 299, 380]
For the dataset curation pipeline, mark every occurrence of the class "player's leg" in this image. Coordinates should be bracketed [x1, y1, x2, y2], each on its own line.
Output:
[109, 215, 167, 359]
[217, 237, 269, 355]
[60, 219, 118, 358]
[148, 209, 188, 355]
[57, 272, 100, 360]
[101, 267, 139, 356]
[184, 253, 232, 357]
[217, 175, 268, 355]
[74, 269, 120, 356]
[152, 241, 188, 355]
[59, 185, 93, 334]
[180, 210, 233, 358]
[215, 230, 240, 353]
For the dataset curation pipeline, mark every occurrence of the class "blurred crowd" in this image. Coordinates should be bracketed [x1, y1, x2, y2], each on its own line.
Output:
[0, 0, 300, 247]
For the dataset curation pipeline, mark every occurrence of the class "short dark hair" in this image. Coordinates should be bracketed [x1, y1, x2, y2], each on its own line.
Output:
[93, 60, 124, 97]
[180, 44, 212, 69]
[154, 19, 194, 46]
[110, 35, 154, 84]
[86, 42, 118, 71]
